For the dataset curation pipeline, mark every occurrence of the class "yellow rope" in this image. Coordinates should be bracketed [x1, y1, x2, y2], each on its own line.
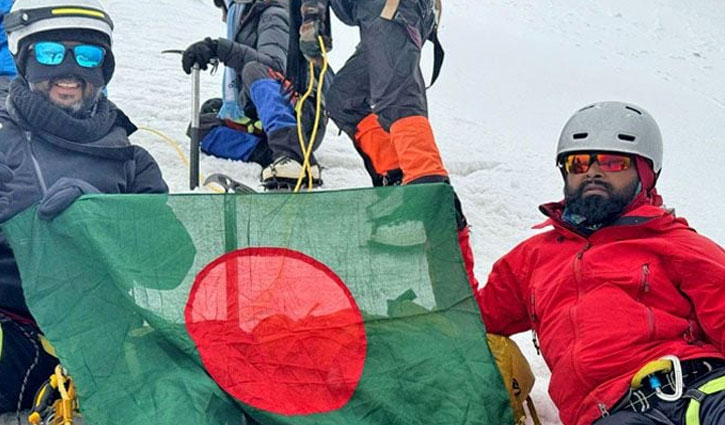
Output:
[294, 61, 315, 191]
[294, 62, 315, 190]
[294, 35, 329, 192]
[136, 126, 225, 193]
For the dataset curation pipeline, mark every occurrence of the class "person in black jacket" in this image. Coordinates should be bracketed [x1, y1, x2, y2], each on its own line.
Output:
[183, 0, 326, 190]
[0, 0, 168, 413]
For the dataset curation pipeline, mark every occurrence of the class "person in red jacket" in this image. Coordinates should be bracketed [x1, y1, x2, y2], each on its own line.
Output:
[477, 101, 725, 425]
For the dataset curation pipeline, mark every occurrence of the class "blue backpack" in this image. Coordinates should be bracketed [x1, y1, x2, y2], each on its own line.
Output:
[0, 0, 18, 77]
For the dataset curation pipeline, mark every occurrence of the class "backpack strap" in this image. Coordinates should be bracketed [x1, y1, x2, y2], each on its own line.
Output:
[380, 0, 400, 20]
[427, 26, 444, 88]
[379, 0, 445, 88]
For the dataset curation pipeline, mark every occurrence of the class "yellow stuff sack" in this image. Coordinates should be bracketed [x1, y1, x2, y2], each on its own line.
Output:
[487, 334, 541, 425]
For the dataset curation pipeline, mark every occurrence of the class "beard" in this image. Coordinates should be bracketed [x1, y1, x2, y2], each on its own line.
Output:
[29, 77, 102, 118]
[564, 178, 639, 226]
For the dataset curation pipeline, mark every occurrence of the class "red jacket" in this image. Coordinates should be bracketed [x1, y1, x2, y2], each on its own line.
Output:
[477, 201, 725, 425]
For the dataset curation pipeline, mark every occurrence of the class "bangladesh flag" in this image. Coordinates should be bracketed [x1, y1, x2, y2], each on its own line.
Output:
[3, 184, 513, 425]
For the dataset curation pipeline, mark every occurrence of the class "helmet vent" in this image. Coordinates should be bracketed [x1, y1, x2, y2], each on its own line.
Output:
[618, 134, 636, 142]
[572, 132, 588, 140]
[625, 106, 643, 115]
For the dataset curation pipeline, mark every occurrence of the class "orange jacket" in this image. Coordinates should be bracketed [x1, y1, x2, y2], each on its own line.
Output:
[478, 202, 725, 425]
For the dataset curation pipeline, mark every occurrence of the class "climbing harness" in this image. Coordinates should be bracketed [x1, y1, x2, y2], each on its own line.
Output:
[683, 374, 725, 425]
[619, 356, 725, 424]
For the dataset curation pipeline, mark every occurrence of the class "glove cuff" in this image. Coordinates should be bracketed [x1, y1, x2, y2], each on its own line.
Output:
[215, 38, 233, 62]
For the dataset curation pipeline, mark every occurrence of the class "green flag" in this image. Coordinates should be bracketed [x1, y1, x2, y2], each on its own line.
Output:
[4, 184, 512, 425]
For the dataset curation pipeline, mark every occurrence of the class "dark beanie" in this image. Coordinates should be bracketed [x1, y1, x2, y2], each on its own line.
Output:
[17, 28, 115, 86]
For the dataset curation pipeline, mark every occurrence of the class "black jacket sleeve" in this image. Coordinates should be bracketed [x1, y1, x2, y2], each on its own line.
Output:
[328, 0, 355, 26]
[217, 5, 290, 73]
[128, 147, 169, 194]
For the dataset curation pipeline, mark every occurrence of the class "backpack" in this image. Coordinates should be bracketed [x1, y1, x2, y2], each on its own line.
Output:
[487, 334, 542, 425]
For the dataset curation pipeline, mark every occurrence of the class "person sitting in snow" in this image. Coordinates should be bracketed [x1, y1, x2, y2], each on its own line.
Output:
[476, 101, 725, 425]
[0, 0, 168, 413]
[182, 0, 327, 190]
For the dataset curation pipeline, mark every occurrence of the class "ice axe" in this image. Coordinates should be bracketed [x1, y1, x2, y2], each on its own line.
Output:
[189, 63, 201, 190]
[162, 49, 204, 190]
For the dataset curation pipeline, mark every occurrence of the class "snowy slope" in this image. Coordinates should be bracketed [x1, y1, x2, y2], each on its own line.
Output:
[10, 0, 719, 424]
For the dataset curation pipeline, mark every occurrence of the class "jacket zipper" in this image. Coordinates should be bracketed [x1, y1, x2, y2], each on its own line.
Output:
[569, 241, 591, 388]
[530, 292, 541, 355]
[529, 291, 538, 323]
[26, 131, 48, 195]
[646, 307, 656, 339]
[639, 264, 650, 298]
[597, 403, 610, 418]
[573, 242, 591, 288]
[573, 241, 616, 421]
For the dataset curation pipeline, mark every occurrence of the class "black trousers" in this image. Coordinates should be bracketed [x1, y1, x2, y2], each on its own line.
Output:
[326, 16, 428, 136]
[0, 316, 58, 413]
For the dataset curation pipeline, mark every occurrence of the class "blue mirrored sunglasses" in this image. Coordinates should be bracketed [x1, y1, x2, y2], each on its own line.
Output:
[32, 41, 106, 69]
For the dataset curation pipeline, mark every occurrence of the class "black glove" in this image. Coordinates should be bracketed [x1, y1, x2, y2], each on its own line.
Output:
[299, 1, 328, 60]
[301, 0, 325, 22]
[182, 37, 219, 74]
[37, 177, 100, 221]
[0, 152, 13, 222]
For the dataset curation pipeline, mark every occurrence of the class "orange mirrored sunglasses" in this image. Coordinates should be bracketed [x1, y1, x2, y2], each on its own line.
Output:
[560, 153, 633, 174]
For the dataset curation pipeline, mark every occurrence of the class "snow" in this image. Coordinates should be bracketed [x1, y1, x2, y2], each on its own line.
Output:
[5, 0, 725, 423]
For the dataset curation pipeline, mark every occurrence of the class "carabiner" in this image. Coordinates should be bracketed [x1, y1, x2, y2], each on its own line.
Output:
[655, 355, 683, 402]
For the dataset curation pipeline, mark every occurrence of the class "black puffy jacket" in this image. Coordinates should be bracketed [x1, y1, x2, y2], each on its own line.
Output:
[0, 86, 168, 317]
[217, 0, 290, 75]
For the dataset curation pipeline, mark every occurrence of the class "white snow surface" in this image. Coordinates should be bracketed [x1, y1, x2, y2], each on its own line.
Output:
[9, 0, 724, 424]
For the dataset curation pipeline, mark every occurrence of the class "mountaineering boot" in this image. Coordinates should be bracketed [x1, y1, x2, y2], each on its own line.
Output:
[259, 126, 322, 190]
[389, 115, 447, 184]
[261, 156, 322, 191]
[248, 77, 322, 190]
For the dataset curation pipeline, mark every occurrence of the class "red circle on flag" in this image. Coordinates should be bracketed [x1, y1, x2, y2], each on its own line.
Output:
[185, 247, 367, 415]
